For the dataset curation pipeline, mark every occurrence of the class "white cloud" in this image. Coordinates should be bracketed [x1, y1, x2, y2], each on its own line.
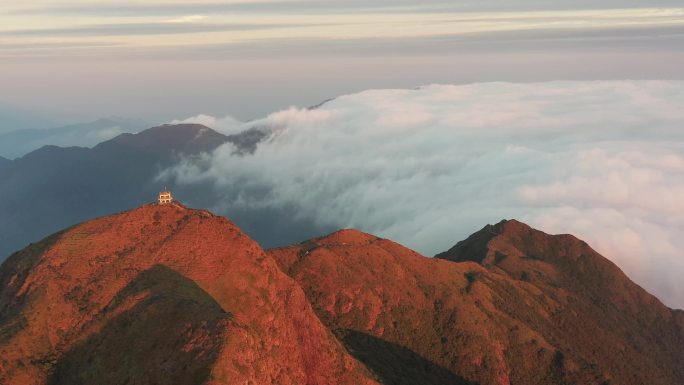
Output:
[85, 125, 127, 140]
[170, 113, 244, 135]
[164, 81, 684, 309]
[165, 14, 208, 23]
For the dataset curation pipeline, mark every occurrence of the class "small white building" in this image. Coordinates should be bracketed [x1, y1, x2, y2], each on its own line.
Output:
[158, 190, 173, 204]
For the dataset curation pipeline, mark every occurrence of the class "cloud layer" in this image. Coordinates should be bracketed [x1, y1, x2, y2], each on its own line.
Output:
[165, 81, 684, 309]
[3, 2, 684, 60]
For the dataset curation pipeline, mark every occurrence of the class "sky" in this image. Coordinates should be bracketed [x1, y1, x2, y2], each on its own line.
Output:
[1, 0, 684, 124]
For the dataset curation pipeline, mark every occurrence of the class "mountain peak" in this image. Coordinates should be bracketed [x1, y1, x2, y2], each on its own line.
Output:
[90, 116, 147, 127]
[0, 204, 376, 385]
[436, 219, 672, 318]
[314, 228, 380, 246]
[497, 218, 531, 232]
[1, 207, 683, 384]
[0, 117, 148, 160]
[269, 222, 684, 385]
[435, 219, 572, 264]
[100, 123, 228, 154]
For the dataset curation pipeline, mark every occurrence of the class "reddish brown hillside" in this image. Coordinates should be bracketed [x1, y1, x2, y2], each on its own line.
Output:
[2, 207, 682, 385]
[0, 204, 377, 385]
[269, 225, 684, 385]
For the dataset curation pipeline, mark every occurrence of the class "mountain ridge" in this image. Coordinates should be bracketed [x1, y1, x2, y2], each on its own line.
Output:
[0, 203, 377, 385]
[270, 221, 684, 385]
[436, 219, 671, 315]
[1, 205, 682, 384]
[0, 117, 148, 159]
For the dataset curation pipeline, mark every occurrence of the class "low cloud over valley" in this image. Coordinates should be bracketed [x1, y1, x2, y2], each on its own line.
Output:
[164, 81, 684, 309]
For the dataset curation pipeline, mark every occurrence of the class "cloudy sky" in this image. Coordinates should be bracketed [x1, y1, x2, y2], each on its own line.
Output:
[1, 0, 684, 123]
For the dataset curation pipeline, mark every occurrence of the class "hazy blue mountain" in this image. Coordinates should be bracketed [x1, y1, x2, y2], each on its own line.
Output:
[0, 117, 148, 159]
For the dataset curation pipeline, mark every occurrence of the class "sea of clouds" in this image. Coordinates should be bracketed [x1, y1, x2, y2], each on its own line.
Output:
[164, 81, 684, 309]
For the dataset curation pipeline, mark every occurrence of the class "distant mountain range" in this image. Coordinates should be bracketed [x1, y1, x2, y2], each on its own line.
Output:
[0, 118, 148, 159]
[1, 204, 682, 384]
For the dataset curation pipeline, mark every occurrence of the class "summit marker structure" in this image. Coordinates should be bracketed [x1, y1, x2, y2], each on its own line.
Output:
[158, 190, 173, 204]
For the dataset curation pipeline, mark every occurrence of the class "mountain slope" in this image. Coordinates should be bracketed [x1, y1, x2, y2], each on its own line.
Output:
[0, 156, 9, 171]
[269, 225, 684, 385]
[436, 220, 684, 383]
[95, 123, 227, 157]
[0, 204, 377, 385]
[1, 205, 682, 385]
[436, 220, 670, 314]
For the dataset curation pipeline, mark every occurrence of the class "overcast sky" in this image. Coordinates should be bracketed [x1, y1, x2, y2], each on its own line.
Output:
[1, 1, 683, 124]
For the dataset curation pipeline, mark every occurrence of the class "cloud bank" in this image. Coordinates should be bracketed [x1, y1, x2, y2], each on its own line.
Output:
[164, 81, 684, 309]
[170, 114, 243, 135]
